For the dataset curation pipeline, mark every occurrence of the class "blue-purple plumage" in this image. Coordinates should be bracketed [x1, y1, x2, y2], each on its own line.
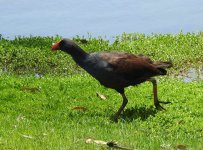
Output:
[51, 38, 172, 121]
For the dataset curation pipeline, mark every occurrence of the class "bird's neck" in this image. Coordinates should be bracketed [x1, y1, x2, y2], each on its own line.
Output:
[68, 46, 89, 65]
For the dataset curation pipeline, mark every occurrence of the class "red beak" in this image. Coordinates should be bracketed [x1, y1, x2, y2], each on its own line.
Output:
[51, 41, 61, 51]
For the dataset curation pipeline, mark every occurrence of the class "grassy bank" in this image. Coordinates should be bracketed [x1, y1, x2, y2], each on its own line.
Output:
[0, 33, 203, 75]
[0, 33, 202, 149]
[0, 75, 202, 149]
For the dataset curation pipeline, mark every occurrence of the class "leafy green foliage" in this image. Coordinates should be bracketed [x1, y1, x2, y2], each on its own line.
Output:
[0, 75, 202, 149]
[0, 33, 203, 75]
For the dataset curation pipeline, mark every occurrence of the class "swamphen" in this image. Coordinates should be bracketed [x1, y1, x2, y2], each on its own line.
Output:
[51, 39, 172, 121]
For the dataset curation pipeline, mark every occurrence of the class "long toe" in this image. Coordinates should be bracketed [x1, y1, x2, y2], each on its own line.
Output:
[159, 101, 171, 104]
[155, 103, 166, 111]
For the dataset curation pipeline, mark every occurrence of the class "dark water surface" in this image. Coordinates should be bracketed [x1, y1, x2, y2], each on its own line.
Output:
[0, 0, 203, 39]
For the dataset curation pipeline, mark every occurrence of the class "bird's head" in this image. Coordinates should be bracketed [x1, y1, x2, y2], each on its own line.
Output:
[51, 38, 79, 53]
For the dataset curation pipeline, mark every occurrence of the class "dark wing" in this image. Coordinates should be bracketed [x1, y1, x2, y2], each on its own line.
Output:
[98, 52, 161, 81]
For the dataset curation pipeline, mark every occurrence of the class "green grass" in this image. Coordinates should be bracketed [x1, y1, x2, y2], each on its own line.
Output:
[0, 33, 202, 149]
[0, 75, 202, 149]
[0, 32, 203, 75]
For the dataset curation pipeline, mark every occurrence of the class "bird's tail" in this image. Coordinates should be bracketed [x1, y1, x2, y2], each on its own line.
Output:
[153, 61, 173, 75]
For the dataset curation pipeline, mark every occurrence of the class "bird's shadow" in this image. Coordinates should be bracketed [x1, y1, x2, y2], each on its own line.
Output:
[120, 106, 158, 122]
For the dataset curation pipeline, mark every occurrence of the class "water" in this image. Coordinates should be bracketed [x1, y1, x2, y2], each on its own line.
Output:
[1, 0, 203, 39]
[175, 67, 203, 82]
